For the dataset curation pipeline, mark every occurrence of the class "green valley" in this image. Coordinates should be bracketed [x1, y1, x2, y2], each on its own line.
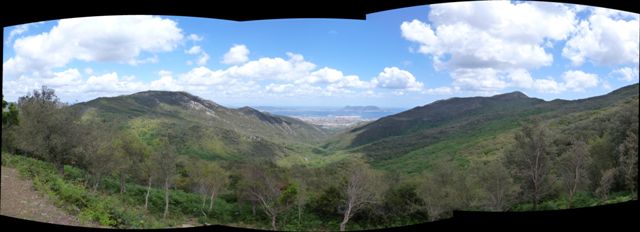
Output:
[1, 84, 638, 230]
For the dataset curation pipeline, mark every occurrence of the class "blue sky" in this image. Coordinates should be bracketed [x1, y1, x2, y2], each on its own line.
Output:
[3, 2, 639, 108]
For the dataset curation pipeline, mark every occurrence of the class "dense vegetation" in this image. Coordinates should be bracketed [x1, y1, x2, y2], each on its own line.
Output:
[1, 84, 638, 230]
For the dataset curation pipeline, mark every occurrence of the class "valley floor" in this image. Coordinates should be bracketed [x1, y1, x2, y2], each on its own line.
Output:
[0, 166, 90, 227]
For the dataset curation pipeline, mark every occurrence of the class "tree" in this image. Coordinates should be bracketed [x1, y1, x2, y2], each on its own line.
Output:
[187, 160, 229, 213]
[505, 119, 555, 210]
[381, 182, 426, 222]
[2, 95, 19, 152]
[206, 162, 229, 211]
[141, 151, 159, 211]
[151, 137, 178, 219]
[16, 86, 82, 175]
[312, 186, 342, 221]
[237, 162, 294, 230]
[338, 159, 386, 231]
[289, 164, 313, 225]
[113, 131, 149, 195]
[617, 129, 638, 198]
[471, 159, 518, 211]
[558, 139, 592, 208]
[2, 96, 19, 126]
[588, 135, 616, 192]
[416, 162, 464, 221]
[595, 168, 616, 201]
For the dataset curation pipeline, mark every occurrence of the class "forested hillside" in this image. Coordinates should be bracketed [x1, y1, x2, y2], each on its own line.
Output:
[1, 84, 637, 230]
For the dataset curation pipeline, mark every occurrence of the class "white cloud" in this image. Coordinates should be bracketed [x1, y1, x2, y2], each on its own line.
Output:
[602, 80, 612, 90]
[225, 52, 316, 81]
[196, 53, 210, 66]
[49, 69, 84, 88]
[5, 69, 84, 95]
[180, 66, 227, 86]
[372, 67, 423, 91]
[532, 78, 564, 93]
[3, 16, 184, 77]
[401, 1, 576, 71]
[449, 68, 507, 92]
[399, 1, 595, 94]
[188, 33, 203, 41]
[562, 9, 639, 66]
[5, 24, 30, 46]
[185, 46, 209, 65]
[222, 44, 250, 65]
[562, 70, 599, 91]
[84, 67, 94, 75]
[609, 67, 639, 82]
[265, 83, 295, 93]
[296, 67, 372, 89]
[2, 69, 150, 101]
[507, 69, 535, 89]
[85, 72, 146, 93]
[400, 20, 437, 49]
[150, 71, 184, 91]
[423, 86, 460, 95]
[185, 46, 203, 55]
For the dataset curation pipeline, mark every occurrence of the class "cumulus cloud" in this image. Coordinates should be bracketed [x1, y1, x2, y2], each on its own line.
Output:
[222, 44, 250, 65]
[532, 78, 564, 93]
[399, 1, 598, 94]
[5, 24, 30, 46]
[562, 70, 599, 91]
[185, 46, 203, 55]
[2, 69, 149, 102]
[188, 33, 203, 41]
[150, 71, 184, 91]
[225, 52, 316, 81]
[372, 67, 423, 91]
[179, 66, 227, 86]
[399, 2, 634, 95]
[449, 68, 507, 93]
[265, 83, 295, 93]
[510, 70, 599, 93]
[401, 1, 576, 71]
[3, 16, 184, 78]
[423, 86, 460, 95]
[609, 67, 640, 82]
[562, 8, 639, 66]
[85, 72, 147, 93]
[185, 46, 209, 65]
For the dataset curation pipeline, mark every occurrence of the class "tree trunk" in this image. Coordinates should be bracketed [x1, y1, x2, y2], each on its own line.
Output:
[532, 183, 539, 210]
[252, 203, 256, 216]
[56, 162, 65, 176]
[93, 174, 102, 192]
[298, 203, 302, 225]
[340, 203, 352, 231]
[209, 191, 216, 211]
[145, 176, 152, 210]
[568, 193, 574, 209]
[271, 215, 277, 230]
[120, 173, 126, 195]
[163, 177, 170, 219]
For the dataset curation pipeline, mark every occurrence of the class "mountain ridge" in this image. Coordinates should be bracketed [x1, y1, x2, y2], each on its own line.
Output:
[322, 83, 639, 166]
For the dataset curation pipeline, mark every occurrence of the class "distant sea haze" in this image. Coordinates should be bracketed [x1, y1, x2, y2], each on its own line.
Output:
[251, 106, 407, 120]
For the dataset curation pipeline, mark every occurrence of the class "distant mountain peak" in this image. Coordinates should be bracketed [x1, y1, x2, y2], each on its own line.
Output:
[493, 91, 529, 99]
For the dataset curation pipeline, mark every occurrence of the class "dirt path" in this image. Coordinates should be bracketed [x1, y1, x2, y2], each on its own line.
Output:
[1, 166, 92, 227]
